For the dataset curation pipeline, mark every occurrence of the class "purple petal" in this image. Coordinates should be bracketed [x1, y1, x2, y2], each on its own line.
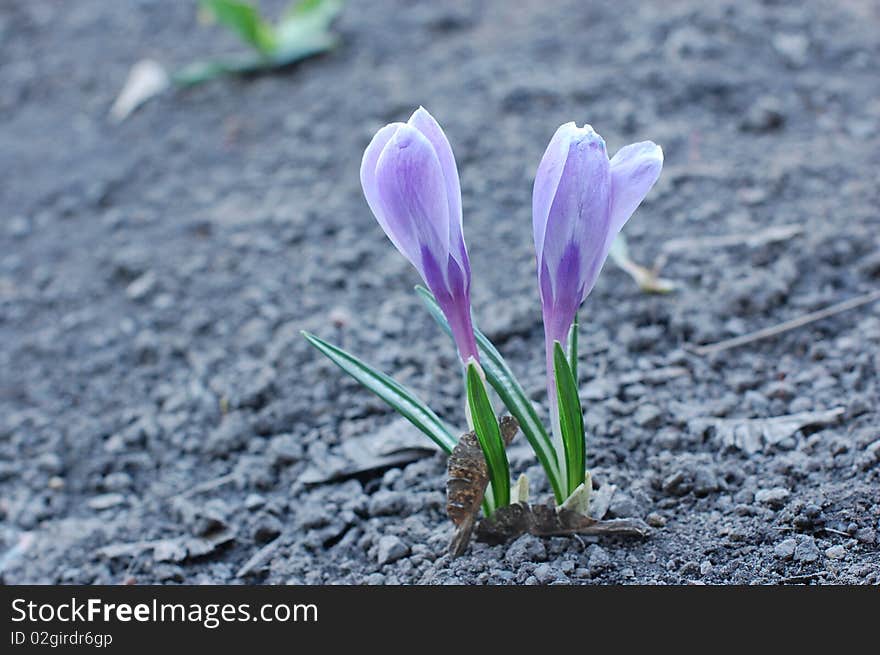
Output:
[373, 124, 451, 277]
[360, 123, 417, 260]
[408, 107, 472, 287]
[533, 123, 576, 271]
[543, 126, 612, 303]
[421, 245, 478, 363]
[606, 141, 663, 251]
[408, 108, 462, 245]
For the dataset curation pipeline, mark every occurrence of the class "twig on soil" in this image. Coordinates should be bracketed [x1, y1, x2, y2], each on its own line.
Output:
[823, 527, 851, 538]
[689, 289, 880, 356]
[777, 572, 826, 585]
[178, 473, 238, 498]
[661, 224, 803, 255]
[237, 535, 285, 578]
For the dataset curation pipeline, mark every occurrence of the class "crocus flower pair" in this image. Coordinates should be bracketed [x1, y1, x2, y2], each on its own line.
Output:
[360, 107, 663, 380]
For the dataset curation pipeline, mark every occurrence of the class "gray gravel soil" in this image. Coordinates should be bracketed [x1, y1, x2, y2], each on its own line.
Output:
[1, 0, 879, 585]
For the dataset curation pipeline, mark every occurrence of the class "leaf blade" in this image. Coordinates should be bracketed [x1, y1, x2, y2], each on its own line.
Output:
[466, 364, 510, 511]
[554, 341, 586, 497]
[302, 331, 457, 453]
[200, 0, 278, 55]
[416, 286, 564, 503]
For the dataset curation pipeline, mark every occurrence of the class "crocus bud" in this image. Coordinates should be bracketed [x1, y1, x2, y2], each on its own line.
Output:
[534, 123, 662, 472]
[361, 107, 478, 364]
[533, 122, 663, 362]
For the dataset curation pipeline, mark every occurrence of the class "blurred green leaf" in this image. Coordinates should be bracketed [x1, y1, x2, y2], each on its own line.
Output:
[466, 364, 510, 511]
[200, 0, 278, 55]
[567, 312, 578, 385]
[178, 0, 344, 85]
[415, 286, 564, 503]
[302, 331, 457, 454]
[276, 0, 343, 60]
[554, 341, 585, 497]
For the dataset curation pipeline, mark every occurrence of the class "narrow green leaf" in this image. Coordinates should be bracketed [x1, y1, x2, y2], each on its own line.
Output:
[554, 341, 585, 497]
[302, 331, 457, 454]
[200, 0, 278, 55]
[276, 0, 343, 59]
[415, 286, 564, 503]
[568, 312, 579, 385]
[466, 364, 510, 510]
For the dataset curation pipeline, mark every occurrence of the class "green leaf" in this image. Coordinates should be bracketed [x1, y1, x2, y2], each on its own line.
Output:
[466, 364, 510, 511]
[554, 341, 585, 497]
[275, 0, 343, 61]
[415, 286, 564, 503]
[568, 312, 579, 385]
[200, 0, 278, 55]
[302, 331, 457, 454]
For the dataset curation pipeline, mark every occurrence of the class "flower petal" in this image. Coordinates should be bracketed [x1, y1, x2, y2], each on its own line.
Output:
[374, 124, 451, 276]
[607, 141, 663, 244]
[543, 127, 612, 303]
[408, 108, 462, 239]
[408, 107, 471, 285]
[360, 123, 417, 260]
[533, 122, 576, 271]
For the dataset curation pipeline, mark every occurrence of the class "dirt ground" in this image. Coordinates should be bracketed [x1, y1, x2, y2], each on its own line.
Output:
[1, 0, 878, 585]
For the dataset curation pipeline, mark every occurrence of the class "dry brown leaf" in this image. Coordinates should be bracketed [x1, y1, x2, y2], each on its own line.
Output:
[446, 416, 518, 556]
[475, 502, 650, 544]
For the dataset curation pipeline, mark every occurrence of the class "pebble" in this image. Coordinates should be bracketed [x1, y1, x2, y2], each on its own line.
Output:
[740, 97, 785, 132]
[794, 537, 820, 563]
[533, 563, 563, 585]
[368, 490, 408, 517]
[773, 33, 809, 68]
[505, 534, 547, 565]
[253, 514, 283, 543]
[646, 512, 667, 528]
[587, 545, 611, 572]
[755, 487, 790, 509]
[125, 271, 158, 301]
[824, 545, 846, 560]
[376, 535, 409, 565]
[633, 404, 663, 429]
[87, 493, 126, 510]
[774, 538, 797, 560]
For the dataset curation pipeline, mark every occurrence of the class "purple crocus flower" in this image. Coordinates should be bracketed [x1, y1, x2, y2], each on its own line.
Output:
[533, 122, 663, 396]
[360, 107, 478, 364]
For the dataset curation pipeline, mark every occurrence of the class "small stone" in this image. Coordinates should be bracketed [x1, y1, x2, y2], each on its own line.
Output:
[634, 404, 663, 429]
[608, 492, 639, 518]
[377, 535, 409, 565]
[824, 545, 846, 560]
[87, 493, 126, 510]
[125, 271, 158, 301]
[267, 434, 303, 465]
[700, 560, 712, 576]
[102, 472, 133, 492]
[587, 545, 611, 572]
[244, 494, 266, 510]
[662, 471, 691, 496]
[533, 563, 562, 585]
[252, 514, 283, 544]
[364, 573, 385, 585]
[774, 538, 797, 560]
[646, 512, 666, 528]
[740, 97, 785, 132]
[505, 534, 547, 565]
[368, 490, 408, 517]
[755, 487, 790, 509]
[773, 32, 809, 68]
[794, 537, 820, 563]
